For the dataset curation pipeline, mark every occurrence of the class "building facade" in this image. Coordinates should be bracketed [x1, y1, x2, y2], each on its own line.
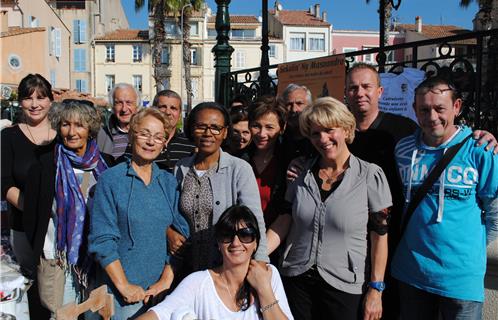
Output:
[0, 0, 71, 89]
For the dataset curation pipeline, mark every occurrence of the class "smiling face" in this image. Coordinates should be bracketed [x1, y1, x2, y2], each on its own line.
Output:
[155, 95, 181, 131]
[231, 120, 251, 151]
[309, 123, 349, 163]
[20, 90, 52, 125]
[113, 86, 138, 129]
[131, 115, 166, 163]
[250, 112, 283, 152]
[192, 108, 227, 156]
[346, 68, 383, 119]
[415, 87, 461, 147]
[218, 221, 257, 267]
[60, 116, 90, 157]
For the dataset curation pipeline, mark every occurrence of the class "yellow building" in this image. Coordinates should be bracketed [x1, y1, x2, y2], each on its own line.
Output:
[93, 29, 152, 106]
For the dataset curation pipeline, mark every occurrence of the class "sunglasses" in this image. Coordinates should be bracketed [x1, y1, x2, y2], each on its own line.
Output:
[218, 227, 257, 244]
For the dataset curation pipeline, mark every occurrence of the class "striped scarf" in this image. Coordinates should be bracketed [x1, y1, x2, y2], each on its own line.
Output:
[54, 139, 107, 278]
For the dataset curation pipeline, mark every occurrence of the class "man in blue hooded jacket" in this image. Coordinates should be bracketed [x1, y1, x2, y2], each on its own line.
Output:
[392, 76, 498, 319]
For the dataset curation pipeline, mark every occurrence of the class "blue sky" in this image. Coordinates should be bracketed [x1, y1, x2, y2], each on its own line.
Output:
[122, 0, 479, 31]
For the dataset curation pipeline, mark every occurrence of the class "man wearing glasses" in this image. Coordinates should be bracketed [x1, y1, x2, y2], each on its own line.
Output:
[392, 76, 498, 319]
[151, 90, 195, 172]
[97, 83, 140, 161]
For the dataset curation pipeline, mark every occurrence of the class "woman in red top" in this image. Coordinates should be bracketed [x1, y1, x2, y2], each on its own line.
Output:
[245, 96, 288, 263]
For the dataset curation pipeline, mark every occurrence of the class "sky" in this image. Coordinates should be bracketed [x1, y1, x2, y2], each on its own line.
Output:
[122, 0, 479, 31]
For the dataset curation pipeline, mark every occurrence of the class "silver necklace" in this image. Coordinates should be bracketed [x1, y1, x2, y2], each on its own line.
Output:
[221, 272, 238, 310]
[25, 123, 49, 145]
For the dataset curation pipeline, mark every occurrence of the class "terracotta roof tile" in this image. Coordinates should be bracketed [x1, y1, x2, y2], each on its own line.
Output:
[1, 27, 45, 38]
[95, 29, 149, 41]
[208, 15, 259, 24]
[396, 24, 476, 45]
[270, 10, 330, 27]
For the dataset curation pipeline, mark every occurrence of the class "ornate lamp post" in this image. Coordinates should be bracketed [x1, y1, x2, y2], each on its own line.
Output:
[213, 0, 234, 106]
[259, 0, 271, 95]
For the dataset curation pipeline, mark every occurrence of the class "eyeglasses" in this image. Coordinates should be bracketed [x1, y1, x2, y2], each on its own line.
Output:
[134, 131, 166, 144]
[62, 99, 95, 108]
[218, 227, 257, 244]
[193, 124, 226, 135]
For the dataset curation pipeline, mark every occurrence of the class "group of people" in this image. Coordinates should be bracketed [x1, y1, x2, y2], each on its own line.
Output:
[1, 63, 497, 320]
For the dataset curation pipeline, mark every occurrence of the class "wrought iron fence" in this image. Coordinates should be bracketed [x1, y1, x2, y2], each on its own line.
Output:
[226, 29, 498, 135]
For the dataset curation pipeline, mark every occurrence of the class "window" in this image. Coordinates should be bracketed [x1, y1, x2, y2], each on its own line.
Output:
[191, 78, 199, 99]
[386, 51, 395, 63]
[290, 33, 305, 51]
[52, 28, 61, 58]
[189, 22, 199, 36]
[165, 22, 178, 36]
[50, 70, 56, 87]
[161, 78, 170, 90]
[105, 75, 115, 93]
[8, 54, 21, 70]
[133, 45, 142, 62]
[106, 45, 115, 62]
[309, 33, 325, 51]
[133, 75, 143, 92]
[208, 28, 217, 39]
[231, 29, 256, 39]
[269, 44, 277, 58]
[74, 48, 86, 72]
[73, 20, 87, 43]
[362, 46, 375, 63]
[75, 79, 88, 93]
[29, 16, 39, 27]
[235, 51, 246, 68]
[161, 47, 170, 65]
[343, 48, 357, 62]
[190, 48, 200, 66]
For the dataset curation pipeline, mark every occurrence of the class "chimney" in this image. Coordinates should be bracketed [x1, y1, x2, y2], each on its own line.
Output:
[322, 10, 327, 22]
[416, 16, 422, 33]
[314, 4, 320, 18]
[309, 5, 314, 15]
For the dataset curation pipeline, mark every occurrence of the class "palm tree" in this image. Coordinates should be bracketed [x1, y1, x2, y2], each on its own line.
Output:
[135, 0, 203, 111]
[460, 0, 497, 30]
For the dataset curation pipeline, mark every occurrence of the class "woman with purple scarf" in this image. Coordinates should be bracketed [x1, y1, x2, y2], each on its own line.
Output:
[23, 100, 107, 317]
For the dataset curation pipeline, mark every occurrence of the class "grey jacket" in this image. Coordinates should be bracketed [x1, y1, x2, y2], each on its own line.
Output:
[96, 114, 126, 156]
[174, 150, 269, 262]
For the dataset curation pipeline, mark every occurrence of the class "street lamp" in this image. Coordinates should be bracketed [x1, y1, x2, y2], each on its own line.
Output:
[180, 2, 193, 112]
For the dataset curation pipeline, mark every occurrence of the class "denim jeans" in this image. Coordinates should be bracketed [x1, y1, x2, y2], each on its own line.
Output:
[399, 281, 483, 320]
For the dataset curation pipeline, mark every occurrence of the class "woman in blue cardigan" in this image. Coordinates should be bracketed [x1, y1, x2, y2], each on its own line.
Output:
[89, 108, 189, 319]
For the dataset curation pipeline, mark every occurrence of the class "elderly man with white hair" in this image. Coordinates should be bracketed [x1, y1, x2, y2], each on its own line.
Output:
[97, 83, 141, 161]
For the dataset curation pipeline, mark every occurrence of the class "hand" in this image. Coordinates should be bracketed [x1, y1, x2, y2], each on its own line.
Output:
[246, 260, 272, 295]
[286, 156, 306, 183]
[117, 283, 146, 304]
[473, 130, 498, 154]
[144, 278, 172, 304]
[363, 288, 383, 320]
[167, 227, 186, 255]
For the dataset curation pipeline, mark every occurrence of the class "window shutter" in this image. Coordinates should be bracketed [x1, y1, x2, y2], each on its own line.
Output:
[80, 20, 87, 43]
[81, 49, 86, 71]
[81, 80, 87, 93]
[55, 28, 62, 57]
[73, 20, 80, 43]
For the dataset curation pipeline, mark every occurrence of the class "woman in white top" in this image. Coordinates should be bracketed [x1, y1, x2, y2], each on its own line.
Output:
[139, 205, 293, 320]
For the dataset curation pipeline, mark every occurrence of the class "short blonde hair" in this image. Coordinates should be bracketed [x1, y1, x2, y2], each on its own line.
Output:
[299, 97, 356, 144]
[129, 108, 171, 142]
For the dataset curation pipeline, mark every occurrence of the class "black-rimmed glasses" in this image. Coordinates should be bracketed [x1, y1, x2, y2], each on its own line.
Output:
[217, 227, 257, 244]
[193, 124, 226, 135]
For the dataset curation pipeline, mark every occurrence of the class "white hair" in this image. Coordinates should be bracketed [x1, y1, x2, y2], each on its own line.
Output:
[108, 83, 142, 108]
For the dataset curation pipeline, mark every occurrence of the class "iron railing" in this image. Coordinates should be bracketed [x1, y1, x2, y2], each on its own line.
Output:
[226, 29, 498, 135]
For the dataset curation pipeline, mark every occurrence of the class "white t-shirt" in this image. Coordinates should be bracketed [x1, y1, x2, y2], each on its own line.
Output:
[150, 264, 294, 320]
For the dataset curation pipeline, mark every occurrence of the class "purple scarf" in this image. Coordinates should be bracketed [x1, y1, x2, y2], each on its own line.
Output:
[54, 139, 107, 271]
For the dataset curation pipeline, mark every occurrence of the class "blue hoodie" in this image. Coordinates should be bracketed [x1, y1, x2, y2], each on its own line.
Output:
[392, 126, 498, 302]
[89, 161, 189, 298]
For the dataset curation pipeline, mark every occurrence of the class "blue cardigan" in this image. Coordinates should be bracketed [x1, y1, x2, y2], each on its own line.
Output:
[89, 161, 189, 293]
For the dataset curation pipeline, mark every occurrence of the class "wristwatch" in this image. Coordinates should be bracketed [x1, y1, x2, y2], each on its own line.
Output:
[368, 281, 386, 292]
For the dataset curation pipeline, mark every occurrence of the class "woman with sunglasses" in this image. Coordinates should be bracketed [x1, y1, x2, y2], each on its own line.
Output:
[139, 205, 293, 320]
[89, 108, 190, 318]
[1, 74, 57, 318]
[167, 102, 268, 276]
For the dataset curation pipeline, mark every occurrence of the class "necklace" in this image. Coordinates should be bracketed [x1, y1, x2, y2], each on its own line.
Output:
[320, 166, 347, 185]
[25, 123, 50, 145]
[221, 272, 238, 310]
